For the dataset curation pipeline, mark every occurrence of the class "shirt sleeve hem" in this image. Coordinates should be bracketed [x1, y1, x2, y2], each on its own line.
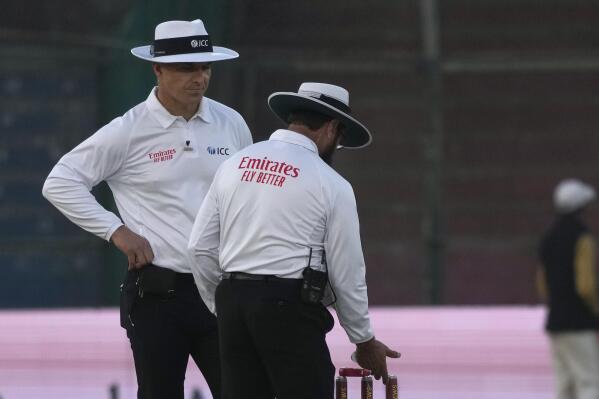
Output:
[350, 334, 375, 345]
[105, 222, 124, 242]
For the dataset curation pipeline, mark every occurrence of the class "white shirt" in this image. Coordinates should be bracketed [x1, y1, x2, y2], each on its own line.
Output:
[42, 88, 252, 273]
[188, 129, 374, 343]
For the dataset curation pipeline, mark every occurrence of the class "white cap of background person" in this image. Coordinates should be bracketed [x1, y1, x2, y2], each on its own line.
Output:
[553, 179, 597, 214]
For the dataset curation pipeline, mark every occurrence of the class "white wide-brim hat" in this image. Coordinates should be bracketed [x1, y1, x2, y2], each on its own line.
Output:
[131, 19, 238, 63]
[554, 178, 597, 213]
[268, 82, 372, 149]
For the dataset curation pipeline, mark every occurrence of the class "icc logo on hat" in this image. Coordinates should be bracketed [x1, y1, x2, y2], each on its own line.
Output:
[207, 146, 230, 156]
[191, 39, 209, 48]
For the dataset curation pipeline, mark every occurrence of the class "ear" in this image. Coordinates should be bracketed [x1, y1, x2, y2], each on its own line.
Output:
[328, 119, 340, 139]
[152, 63, 162, 80]
[329, 120, 345, 144]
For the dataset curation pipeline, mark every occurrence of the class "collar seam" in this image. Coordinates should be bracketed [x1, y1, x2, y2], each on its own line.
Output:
[270, 130, 318, 153]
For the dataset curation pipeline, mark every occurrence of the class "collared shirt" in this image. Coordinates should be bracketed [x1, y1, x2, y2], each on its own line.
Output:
[43, 88, 252, 273]
[188, 129, 374, 343]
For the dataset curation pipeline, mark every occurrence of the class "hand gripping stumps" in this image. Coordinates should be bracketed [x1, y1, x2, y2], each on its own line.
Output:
[336, 368, 398, 399]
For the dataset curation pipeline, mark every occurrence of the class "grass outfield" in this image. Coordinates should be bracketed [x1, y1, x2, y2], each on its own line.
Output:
[0, 306, 552, 399]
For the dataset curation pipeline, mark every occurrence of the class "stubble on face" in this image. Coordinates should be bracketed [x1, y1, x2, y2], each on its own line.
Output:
[154, 62, 212, 118]
[169, 63, 211, 100]
[320, 123, 344, 166]
[321, 141, 337, 165]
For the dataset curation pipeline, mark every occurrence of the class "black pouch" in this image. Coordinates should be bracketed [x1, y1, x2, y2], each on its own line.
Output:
[301, 267, 328, 305]
[137, 265, 177, 297]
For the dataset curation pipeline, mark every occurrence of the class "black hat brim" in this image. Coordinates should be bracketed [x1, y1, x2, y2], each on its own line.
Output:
[268, 92, 372, 149]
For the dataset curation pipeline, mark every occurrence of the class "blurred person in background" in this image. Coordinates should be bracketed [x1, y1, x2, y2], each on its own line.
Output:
[42, 19, 252, 399]
[538, 178, 599, 399]
[188, 83, 399, 399]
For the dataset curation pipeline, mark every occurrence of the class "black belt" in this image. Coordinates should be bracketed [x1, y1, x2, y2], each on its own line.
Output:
[222, 272, 299, 282]
[136, 265, 194, 297]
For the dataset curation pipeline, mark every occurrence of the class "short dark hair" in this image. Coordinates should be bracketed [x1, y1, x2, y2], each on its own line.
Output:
[287, 110, 333, 131]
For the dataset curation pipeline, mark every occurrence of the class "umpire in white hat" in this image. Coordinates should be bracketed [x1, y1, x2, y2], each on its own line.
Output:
[538, 179, 599, 399]
[188, 82, 400, 398]
[43, 19, 252, 399]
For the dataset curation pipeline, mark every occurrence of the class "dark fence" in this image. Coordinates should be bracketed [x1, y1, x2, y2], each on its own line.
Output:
[1, 0, 599, 307]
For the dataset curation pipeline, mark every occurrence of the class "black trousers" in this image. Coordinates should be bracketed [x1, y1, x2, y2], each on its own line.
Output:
[121, 268, 221, 399]
[215, 277, 336, 399]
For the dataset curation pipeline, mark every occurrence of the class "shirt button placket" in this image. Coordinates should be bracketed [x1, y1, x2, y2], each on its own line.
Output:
[182, 119, 193, 153]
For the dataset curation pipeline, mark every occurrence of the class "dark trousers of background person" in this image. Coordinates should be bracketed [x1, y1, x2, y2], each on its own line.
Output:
[215, 275, 336, 399]
[121, 267, 222, 399]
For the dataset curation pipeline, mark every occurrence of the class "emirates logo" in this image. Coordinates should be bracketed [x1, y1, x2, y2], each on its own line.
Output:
[238, 156, 300, 188]
[148, 148, 176, 163]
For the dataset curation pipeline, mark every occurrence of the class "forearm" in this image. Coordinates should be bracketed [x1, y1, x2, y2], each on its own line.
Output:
[577, 272, 599, 313]
[189, 252, 221, 314]
[575, 235, 599, 313]
[325, 184, 375, 343]
[330, 272, 374, 343]
[187, 184, 222, 313]
[42, 175, 123, 241]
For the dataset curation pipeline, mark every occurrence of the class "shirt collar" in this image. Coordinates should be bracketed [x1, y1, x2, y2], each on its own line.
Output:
[269, 129, 318, 153]
[196, 97, 212, 124]
[145, 87, 212, 128]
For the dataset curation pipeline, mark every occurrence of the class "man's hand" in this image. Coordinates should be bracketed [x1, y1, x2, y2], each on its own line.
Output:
[354, 337, 400, 383]
[110, 225, 155, 270]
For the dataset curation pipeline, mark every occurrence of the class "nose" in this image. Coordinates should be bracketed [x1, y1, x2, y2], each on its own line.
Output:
[191, 65, 211, 84]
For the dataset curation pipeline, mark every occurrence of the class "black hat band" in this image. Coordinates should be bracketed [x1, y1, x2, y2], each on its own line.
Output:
[308, 93, 351, 114]
[150, 35, 213, 57]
